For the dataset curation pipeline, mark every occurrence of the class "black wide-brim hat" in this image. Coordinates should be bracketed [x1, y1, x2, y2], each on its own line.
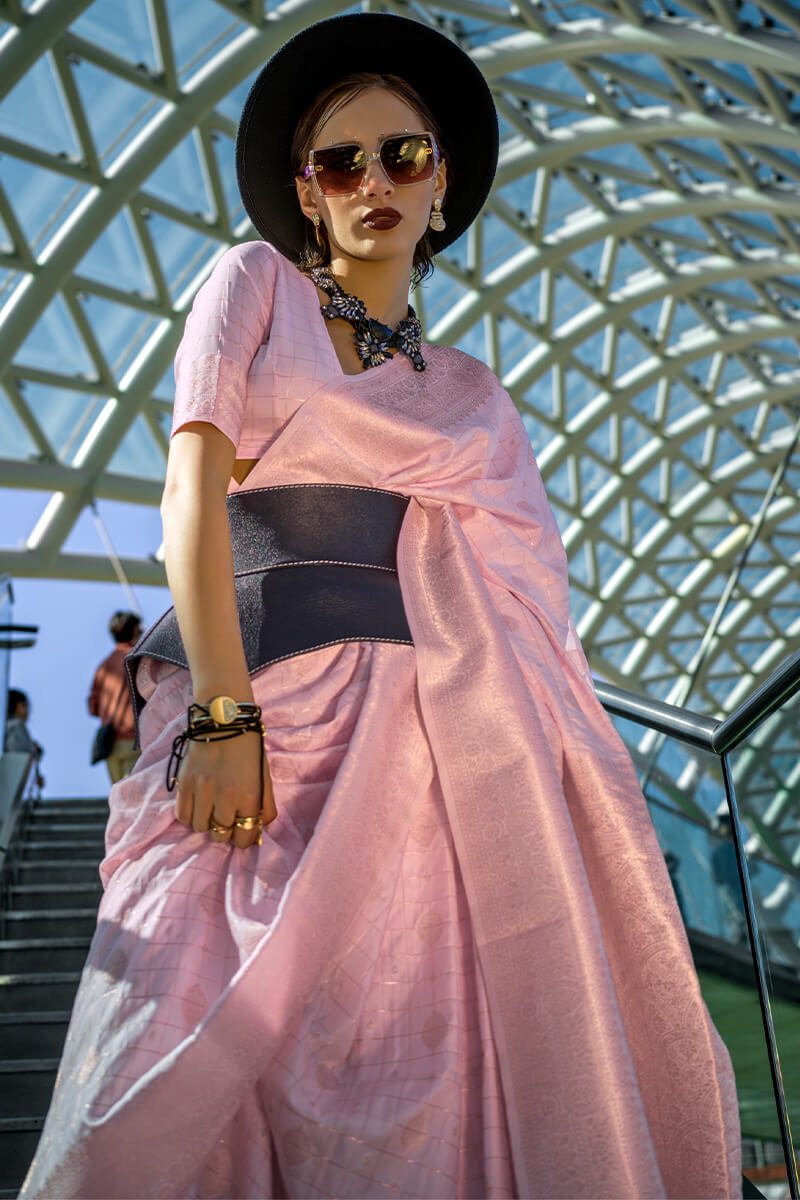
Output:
[235, 12, 498, 260]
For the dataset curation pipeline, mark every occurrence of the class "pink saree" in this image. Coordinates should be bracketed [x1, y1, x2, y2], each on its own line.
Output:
[21, 341, 740, 1199]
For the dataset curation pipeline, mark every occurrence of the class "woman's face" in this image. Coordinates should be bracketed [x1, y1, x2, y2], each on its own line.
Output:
[295, 87, 447, 270]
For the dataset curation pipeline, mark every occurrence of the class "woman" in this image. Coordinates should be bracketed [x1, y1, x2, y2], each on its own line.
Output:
[4, 688, 44, 791]
[21, 14, 741, 1199]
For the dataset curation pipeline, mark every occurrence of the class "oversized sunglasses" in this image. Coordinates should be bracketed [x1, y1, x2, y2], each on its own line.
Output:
[302, 132, 440, 196]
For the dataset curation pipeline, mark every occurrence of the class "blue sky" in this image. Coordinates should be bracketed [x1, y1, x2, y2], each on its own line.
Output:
[9, 569, 170, 799]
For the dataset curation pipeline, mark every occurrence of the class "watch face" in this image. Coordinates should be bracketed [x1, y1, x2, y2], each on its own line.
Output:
[209, 696, 237, 724]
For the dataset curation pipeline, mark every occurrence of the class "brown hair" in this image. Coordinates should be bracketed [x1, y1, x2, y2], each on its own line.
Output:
[291, 72, 450, 287]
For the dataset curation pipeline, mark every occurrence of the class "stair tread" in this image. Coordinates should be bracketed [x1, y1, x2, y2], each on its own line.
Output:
[14, 858, 102, 866]
[4, 909, 98, 920]
[0, 1011, 70, 1025]
[25, 822, 106, 831]
[0, 1058, 60, 1072]
[0, 1116, 44, 1131]
[0, 937, 90, 949]
[11, 883, 102, 894]
[0, 972, 81, 984]
[31, 802, 105, 808]
[32, 799, 106, 808]
[22, 840, 105, 847]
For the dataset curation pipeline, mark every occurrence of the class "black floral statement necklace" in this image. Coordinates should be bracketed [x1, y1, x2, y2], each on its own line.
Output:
[311, 266, 426, 372]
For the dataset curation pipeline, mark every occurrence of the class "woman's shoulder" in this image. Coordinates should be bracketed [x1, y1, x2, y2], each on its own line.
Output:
[425, 343, 512, 410]
[414, 343, 520, 431]
[214, 239, 306, 291]
[427, 342, 501, 386]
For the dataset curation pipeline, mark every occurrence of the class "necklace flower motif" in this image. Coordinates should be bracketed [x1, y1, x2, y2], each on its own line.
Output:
[311, 267, 426, 372]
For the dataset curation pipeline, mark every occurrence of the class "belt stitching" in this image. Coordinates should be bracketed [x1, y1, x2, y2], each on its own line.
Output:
[233, 560, 398, 578]
[231, 483, 408, 500]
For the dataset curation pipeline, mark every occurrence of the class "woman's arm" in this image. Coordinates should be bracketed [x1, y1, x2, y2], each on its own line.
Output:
[161, 420, 276, 846]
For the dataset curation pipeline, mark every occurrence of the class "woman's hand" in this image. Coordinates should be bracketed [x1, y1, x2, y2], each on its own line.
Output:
[174, 730, 277, 848]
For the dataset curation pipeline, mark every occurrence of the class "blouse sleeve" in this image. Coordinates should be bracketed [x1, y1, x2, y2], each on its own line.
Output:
[171, 240, 278, 451]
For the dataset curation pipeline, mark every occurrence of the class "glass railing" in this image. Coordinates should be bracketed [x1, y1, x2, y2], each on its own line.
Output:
[597, 650, 800, 1199]
[0, 576, 12, 725]
[0, 577, 39, 893]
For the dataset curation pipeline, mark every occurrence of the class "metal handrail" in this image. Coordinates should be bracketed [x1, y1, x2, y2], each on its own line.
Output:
[594, 680, 717, 749]
[595, 651, 800, 1198]
[595, 647, 800, 755]
[713, 648, 800, 755]
[0, 750, 35, 910]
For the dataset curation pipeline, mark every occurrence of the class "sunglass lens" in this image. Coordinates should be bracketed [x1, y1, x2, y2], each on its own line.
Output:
[313, 143, 366, 195]
[381, 135, 435, 185]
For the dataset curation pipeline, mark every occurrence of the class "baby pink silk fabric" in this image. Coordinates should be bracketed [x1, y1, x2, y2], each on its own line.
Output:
[22, 310, 740, 1200]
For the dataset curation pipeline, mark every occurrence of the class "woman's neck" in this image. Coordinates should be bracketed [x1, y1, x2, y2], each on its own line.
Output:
[326, 254, 413, 327]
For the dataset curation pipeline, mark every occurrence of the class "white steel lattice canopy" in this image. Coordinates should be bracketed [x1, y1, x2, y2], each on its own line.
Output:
[1, 0, 799, 856]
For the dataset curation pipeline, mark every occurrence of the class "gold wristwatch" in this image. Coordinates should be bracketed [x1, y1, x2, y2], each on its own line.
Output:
[202, 696, 259, 725]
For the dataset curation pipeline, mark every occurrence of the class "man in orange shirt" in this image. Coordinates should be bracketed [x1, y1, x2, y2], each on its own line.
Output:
[88, 611, 141, 784]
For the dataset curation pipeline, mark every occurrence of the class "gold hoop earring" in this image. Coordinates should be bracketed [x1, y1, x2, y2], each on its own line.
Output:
[429, 198, 446, 232]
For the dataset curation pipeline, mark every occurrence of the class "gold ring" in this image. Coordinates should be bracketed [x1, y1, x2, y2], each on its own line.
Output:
[233, 814, 262, 831]
[208, 816, 234, 835]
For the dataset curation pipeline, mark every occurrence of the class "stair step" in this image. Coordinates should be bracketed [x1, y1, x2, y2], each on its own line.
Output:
[2, 910, 98, 940]
[0, 939, 90, 974]
[0, 1060, 59, 1119]
[21, 822, 107, 839]
[0, 973, 81, 1014]
[31, 798, 105, 811]
[15, 861, 101, 885]
[0, 1013, 69, 1059]
[8, 883, 102, 911]
[19, 841, 105, 862]
[28, 808, 107, 824]
[0, 1118, 43, 1194]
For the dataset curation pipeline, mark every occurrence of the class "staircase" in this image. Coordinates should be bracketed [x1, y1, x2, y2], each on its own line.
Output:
[0, 796, 106, 1198]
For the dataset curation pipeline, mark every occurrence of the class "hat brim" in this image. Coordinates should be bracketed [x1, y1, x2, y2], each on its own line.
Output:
[235, 13, 498, 260]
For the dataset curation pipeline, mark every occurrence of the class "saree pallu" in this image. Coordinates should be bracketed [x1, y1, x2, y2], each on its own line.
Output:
[21, 347, 741, 1199]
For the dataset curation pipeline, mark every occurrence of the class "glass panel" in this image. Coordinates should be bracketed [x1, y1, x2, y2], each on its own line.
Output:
[76, 292, 158, 382]
[0, 395, 38, 461]
[76, 210, 154, 296]
[731, 684, 800, 1193]
[107, 417, 166, 482]
[70, 0, 159, 71]
[609, 712, 785, 1158]
[0, 580, 12, 723]
[0, 489, 55, 552]
[208, 130, 244, 227]
[144, 213, 218, 300]
[166, 0, 244, 84]
[146, 133, 212, 216]
[22, 382, 107, 465]
[0, 156, 90, 253]
[60, 497, 163, 559]
[70, 58, 163, 166]
[0, 52, 79, 156]
[14, 294, 96, 378]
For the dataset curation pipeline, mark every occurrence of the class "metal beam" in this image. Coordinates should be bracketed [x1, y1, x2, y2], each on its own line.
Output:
[0, 547, 166, 586]
[0, 0, 347, 375]
[0, 458, 163, 503]
[0, 0, 95, 102]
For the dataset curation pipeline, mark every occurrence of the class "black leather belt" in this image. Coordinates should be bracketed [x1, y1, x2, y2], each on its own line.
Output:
[125, 484, 414, 744]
